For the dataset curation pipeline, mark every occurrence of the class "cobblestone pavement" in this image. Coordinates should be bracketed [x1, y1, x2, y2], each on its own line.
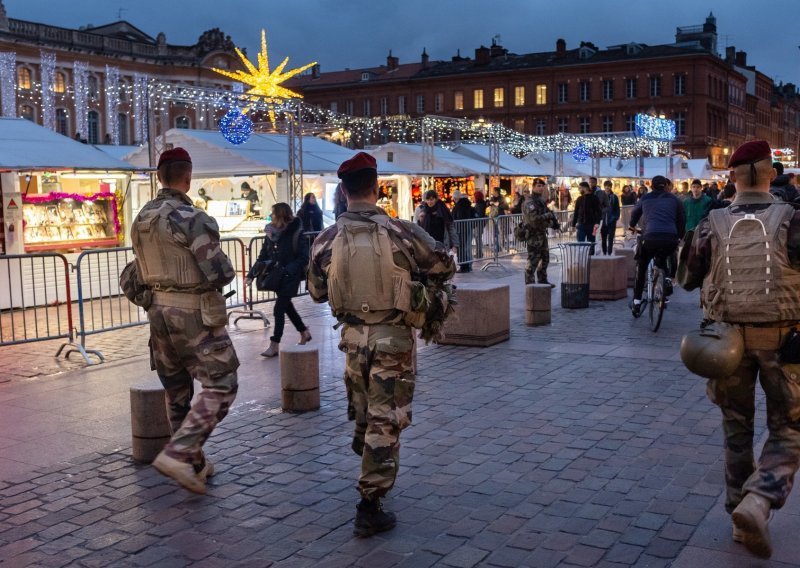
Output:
[0, 258, 797, 567]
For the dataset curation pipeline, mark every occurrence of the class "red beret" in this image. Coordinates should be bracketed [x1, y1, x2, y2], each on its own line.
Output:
[728, 140, 771, 169]
[157, 147, 192, 168]
[337, 152, 377, 178]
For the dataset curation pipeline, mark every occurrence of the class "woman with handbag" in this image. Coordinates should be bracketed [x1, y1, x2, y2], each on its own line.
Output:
[246, 202, 312, 357]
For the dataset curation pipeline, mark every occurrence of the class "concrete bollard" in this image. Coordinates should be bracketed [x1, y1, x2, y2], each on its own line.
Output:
[439, 283, 510, 347]
[130, 383, 171, 464]
[524, 284, 552, 326]
[280, 345, 320, 412]
[589, 255, 628, 300]
[614, 247, 636, 288]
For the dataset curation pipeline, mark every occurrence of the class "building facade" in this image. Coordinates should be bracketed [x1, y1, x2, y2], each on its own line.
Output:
[289, 14, 800, 168]
[0, 0, 239, 146]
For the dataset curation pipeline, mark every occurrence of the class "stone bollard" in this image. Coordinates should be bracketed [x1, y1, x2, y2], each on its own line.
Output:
[524, 284, 552, 326]
[439, 283, 510, 347]
[280, 345, 320, 412]
[614, 247, 636, 288]
[589, 255, 628, 300]
[130, 383, 171, 464]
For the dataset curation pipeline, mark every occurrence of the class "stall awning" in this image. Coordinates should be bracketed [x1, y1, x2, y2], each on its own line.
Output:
[367, 142, 515, 176]
[0, 118, 140, 171]
[121, 129, 405, 176]
[449, 143, 543, 176]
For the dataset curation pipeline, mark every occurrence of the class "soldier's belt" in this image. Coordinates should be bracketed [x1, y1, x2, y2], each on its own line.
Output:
[151, 290, 203, 309]
[736, 324, 799, 351]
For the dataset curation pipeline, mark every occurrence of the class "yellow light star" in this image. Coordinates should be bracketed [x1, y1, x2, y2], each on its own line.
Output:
[212, 29, 316, 125]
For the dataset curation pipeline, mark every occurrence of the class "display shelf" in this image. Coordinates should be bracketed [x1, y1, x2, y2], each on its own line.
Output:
[22, 192, 120, 252]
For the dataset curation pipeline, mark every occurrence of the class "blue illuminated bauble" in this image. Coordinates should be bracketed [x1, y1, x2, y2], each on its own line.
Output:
[219, 108, 253, 145]
[572, 143, 590, 163]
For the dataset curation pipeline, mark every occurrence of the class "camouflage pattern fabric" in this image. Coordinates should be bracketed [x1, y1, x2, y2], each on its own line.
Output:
[148, 305, 239, 468]
[706, 348, 800, 513]
[521, 194, 555, 284]
[340, 323, 415, 500]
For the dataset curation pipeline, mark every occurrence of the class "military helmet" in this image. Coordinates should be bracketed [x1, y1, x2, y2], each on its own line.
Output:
[680, 322, 745, 379]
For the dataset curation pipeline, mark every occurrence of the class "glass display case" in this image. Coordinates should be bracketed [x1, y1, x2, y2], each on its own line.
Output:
[22, 192, 121, 252]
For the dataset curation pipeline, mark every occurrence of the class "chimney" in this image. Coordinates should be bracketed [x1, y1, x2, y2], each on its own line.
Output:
[475, 45, 490, 66]
[735, 50, 747, 67]
[311, 63, 320, 79]
[421, 47, 429, 68]
[556, 38, 566, 56]
[725, 46, 735, 63]
[387, 50, 399, 71]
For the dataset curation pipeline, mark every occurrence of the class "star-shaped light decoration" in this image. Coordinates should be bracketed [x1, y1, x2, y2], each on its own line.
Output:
[212, 29, 316, 126]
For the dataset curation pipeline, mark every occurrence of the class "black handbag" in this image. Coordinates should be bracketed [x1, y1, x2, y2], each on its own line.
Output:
[252, 259, 283, 292]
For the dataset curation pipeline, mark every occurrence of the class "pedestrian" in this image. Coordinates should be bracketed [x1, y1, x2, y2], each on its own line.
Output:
[130, 147, 239, 495]
[473, 190, 487, 259]
[307, 152, 456, 537]
[683, 179, 713, 231]
[488, 187, 509, 217]
[240, 181, 260, 216]
[521, 178, 557, 286]
[558, 184, 572, 210]
[417, 189, 458, 251]
[571, 181, 602, 254]
[600, 180, 620, 255]
[333, 182, 348, 219]
[297, 192, 323, 232]
[636, 184, 648, 201]
[679, 140, 800, 559]
[247, 203, 312, 357]
[770, 161, 799, 202]
[451, 189, 476, 272]
[621, 184, 637, 206]
[591, 177, 609, 219]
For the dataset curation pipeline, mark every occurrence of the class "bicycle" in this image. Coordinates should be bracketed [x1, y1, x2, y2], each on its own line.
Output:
[630, 230, 672, 332]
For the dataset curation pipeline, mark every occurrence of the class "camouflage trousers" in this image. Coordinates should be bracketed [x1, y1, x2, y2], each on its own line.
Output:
[340, 323, 415, 500]
[706, 348, 800, 513]
[148, 305, 239, 469]
[525, 235, 550, 285]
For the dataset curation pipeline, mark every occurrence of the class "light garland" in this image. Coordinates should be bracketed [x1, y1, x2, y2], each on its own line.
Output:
[219, 107, 253, 144]
[133, 73, 148, 145]
[634, 113, 676, 142]
[0, 51, 16, 117]
[40, 51, 56, 130]
[73, 61, 88, 140]
[105, 65, 120, 145]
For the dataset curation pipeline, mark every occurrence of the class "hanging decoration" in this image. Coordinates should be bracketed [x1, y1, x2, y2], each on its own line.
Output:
[218, 107, 253, 145]
[40, 51, 56, 130]
[634, 113, 676, 141]
[104, 65, 120, 145]
[132, 73, 148, 145]
[73, 61, 89, 141]
[0, 52, 16, 117]
[571, 143, 590, 163]
[210, 29, 316, 125]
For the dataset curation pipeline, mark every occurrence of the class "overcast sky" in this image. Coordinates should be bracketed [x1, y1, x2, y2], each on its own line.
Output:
[7, 0, 800, 86]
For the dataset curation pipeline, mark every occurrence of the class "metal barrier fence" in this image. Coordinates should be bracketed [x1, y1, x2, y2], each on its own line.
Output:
[0, 253, 75, 352]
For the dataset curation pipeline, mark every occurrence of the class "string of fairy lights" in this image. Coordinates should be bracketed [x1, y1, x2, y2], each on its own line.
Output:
[1, 49, 673, 159]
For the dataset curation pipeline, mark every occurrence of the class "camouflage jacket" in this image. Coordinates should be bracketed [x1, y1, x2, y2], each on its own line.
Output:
[521, 194, 555, 236]
[308, 202, 456, 327]
[132, 188, 235, 289]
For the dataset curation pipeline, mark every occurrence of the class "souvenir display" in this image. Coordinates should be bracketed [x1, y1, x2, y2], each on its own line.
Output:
[21, 192, 120, 251]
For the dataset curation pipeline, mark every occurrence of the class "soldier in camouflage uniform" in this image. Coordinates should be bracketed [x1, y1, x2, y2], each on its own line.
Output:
[308, 152, 455, 537]
[680, 140, 800, 558]
[130, 147, 239, 495]
[522, 178, 558, 286]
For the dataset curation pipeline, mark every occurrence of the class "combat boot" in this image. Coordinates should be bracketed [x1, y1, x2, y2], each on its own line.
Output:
[196, 454, 215, 481]
[732, 492, 772, 558]
[153, 451, 206, 495]
[353, 497, 396, 537]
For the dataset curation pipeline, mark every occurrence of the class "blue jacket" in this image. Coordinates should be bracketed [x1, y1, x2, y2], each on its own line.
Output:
[629, 190, 685, 241]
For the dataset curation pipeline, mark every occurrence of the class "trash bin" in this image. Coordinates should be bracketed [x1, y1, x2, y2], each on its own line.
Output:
[559, 242, 592, 309]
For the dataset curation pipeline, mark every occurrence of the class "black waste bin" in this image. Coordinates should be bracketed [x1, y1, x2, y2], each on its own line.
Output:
[559, 242, 592, 309]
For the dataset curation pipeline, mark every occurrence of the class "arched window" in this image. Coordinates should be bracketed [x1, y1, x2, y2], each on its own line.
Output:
[54, 72, 66, 93]
[20, 105, 35, 121]
[87, 75, 99, 99]
[17, 67, 32, 90]
[175, 116, 190, 129]
[56, 108, 69, 136]
[118, 113, 129, 145]
[87, 110, 99, 144]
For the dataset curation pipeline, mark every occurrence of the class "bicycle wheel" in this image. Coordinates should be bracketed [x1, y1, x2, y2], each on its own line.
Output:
[648, 269, 666, 332]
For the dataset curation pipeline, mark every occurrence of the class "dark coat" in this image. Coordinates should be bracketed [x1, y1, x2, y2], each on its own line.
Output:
[251, 217, 308, 297]
[298, 202, 323, 232]
[571, 193, 602, 227]
[474, 199, 488, 218]
[452, 197, 476, 220]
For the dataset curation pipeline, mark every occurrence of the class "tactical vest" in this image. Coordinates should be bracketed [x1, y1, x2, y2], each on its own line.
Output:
[327, 213, 415, 325]
[703, 203, 800, 323]
[131, 199, 207, 291]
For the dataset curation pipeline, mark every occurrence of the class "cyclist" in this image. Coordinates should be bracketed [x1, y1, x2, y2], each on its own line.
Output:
[628, 175, 686, 317]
